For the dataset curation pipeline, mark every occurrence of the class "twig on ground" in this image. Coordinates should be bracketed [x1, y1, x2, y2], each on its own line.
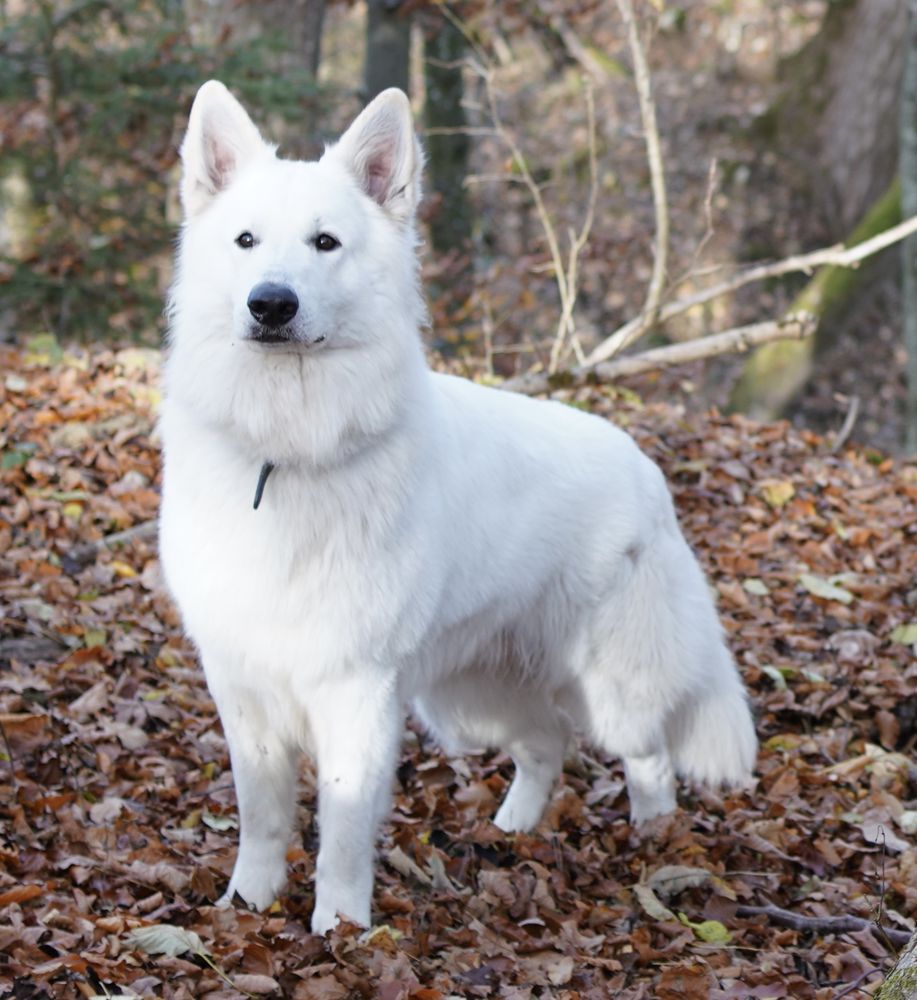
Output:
[610, 0, 669, 358]
[586, 213, 917, 366]
[735, 902, 912, 948]
[832, 968, 882, 999]
[503, 314, 816, 395]
[70, 519, 158, 564]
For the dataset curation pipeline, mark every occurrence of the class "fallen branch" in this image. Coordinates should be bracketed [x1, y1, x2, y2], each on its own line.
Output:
[585, 211, 917, 367]
[70, 519, 158, 564]
[503, 314, 816, 395]
[735, 903, 912, 949]
[613, 0, 669, 356]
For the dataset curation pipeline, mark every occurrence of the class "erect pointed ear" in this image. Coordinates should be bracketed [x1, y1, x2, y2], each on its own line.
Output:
[326, 88, 422, 222]
[179, 80, 268, 216]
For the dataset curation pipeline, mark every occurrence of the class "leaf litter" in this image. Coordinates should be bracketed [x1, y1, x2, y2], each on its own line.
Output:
[1, 342, 917, 998]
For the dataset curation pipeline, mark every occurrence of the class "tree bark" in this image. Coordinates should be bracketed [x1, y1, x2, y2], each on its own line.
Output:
[774, 0, 905, 236]
[423, 14, 471, 255]
[728, 180, 902, 419]
[364, 0, 411, 102]
[902, 0, 917, 454]
[732, 0, 906, 422]
[876, 928, 917, 998]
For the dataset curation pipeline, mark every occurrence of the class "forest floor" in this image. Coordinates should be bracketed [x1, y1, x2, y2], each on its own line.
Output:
[2, 342, 917, 999]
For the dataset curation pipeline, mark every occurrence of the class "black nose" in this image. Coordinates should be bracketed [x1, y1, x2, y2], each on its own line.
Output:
[247, 282, 299, 328]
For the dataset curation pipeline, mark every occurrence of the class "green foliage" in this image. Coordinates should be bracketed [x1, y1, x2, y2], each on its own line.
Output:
[0, 0, 320, 341]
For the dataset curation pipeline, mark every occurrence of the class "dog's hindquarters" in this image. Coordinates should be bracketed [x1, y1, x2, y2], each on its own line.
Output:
[580, 519, 756, 821]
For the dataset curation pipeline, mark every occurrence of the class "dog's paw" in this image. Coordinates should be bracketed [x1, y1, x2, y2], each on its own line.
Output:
[222, 862, 286, 912]
[493, 793, 543, 833]
[310, 902, 340, 936]
[627, 789, 677, 827]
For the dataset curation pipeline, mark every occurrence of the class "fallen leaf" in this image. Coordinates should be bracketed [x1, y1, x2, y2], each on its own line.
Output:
[799, 573, 854, 604]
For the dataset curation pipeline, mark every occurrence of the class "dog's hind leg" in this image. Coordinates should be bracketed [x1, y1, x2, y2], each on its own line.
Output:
[493, 719, 569, 832]
[582, 526, 756, 824]
[415, 672, 572, 833]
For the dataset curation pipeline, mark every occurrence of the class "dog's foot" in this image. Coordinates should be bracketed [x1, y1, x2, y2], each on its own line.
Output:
[624, 753, 676, 826]
[493, 788, 545, 833]
[221, 858, 287, 912]
[311, 894, 369, 935]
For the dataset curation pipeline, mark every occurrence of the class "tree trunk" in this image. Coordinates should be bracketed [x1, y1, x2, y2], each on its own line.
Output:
[423, 14, 471, 255]
[364, 0, 411, 102]
[728, 180, 902, 419]
[902, 0, 917, 454]
[876, 928, 917, 998]
[732, 0, 906, 422]
[775, 0, 905, 236]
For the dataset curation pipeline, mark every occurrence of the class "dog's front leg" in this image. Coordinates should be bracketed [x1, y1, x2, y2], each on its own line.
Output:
[308, 673, 402, 935]
[212, 688, 300, 912]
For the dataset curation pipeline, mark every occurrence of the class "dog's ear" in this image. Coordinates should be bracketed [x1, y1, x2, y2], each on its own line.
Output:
[180, 81, 268, 216]
[328, 89, 421, 223]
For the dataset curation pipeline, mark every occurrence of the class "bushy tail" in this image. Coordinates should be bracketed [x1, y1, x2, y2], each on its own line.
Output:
[668, 650, 757, 788]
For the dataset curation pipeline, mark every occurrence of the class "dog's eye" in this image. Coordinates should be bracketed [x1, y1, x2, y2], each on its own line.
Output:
[314, 233, 340, 252]
[235, 231, 255, 249]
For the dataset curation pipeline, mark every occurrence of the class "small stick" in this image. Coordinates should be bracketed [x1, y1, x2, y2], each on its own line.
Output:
[735, 903, 911, 948]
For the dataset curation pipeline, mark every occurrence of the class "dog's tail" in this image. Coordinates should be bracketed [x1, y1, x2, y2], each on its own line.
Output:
[667, 645, 757, 789]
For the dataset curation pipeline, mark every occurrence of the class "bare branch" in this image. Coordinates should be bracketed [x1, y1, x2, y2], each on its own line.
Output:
[586, 212, 917, 366]
[548, 13, 612, 82]
[548, 78, 599, 372]
[611, 0, 669, 356]
[504, 314, 816, 395]
[830, 394, 861, 453]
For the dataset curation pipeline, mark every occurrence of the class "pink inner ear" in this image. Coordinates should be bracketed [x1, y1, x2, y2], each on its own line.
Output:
[366, 153, 393, 203]
[205, 134, 236, 192]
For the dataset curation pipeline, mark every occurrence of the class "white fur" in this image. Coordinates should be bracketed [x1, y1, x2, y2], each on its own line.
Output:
[160, 82, 757, 935]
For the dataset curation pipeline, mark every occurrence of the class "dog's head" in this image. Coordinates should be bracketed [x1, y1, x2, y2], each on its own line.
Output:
[175, 80, 423, 354]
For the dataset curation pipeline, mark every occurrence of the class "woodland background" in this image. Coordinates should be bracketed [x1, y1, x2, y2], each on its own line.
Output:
[2, 1, 917, 998]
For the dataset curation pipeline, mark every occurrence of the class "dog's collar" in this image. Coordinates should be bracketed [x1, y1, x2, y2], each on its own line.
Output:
[253, 461, 275, 510]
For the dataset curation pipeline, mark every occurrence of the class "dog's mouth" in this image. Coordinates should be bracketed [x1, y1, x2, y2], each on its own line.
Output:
[245, 326, 327, 349]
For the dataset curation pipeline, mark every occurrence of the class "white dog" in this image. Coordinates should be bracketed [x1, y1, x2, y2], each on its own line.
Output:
[159, 81, 757, 935]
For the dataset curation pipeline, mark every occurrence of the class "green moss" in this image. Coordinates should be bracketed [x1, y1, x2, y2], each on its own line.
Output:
[875, 963, 917, 999]
[728, 177, 902, 420]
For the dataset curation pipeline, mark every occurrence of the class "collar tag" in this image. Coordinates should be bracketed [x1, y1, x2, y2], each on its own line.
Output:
[253, 461, 275, 510]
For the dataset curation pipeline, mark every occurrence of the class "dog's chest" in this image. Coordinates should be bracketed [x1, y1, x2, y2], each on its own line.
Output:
[160, 438, 433, 673]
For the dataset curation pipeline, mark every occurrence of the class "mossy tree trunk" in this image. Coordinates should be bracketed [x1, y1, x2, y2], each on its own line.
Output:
[774, 0, 905, 237]
[731, 0, 906, 420]
[728, 180, 902, 419]
[876, 928, 917, 998]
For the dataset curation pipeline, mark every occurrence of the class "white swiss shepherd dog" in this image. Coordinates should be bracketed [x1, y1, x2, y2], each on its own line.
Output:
[160, 80, 757, 935]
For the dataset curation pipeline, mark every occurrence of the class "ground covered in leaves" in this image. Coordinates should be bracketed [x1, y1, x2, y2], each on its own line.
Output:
[1, 341, 917, 999]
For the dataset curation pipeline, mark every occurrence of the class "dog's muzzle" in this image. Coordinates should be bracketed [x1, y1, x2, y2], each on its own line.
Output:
[247, 282, 299, 342]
